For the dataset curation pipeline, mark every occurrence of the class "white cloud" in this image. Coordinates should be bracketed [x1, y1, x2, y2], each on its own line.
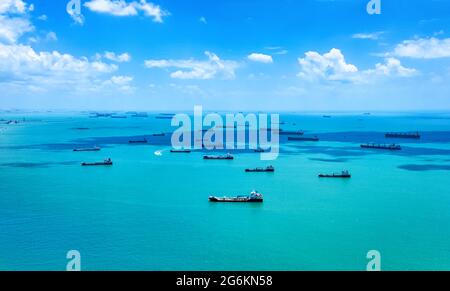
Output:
[370, 58, 417, 77]
[0, 43, 119, 93]
[298, 48, 358, 82]
[0, 0, 34, 44]
[0, 0, 32, 14]
[110, 75, 133, 85]
[102, 75, 135, 92]
[393, 37, 450, 59]
[247, 53, 273, 64]
[45, 31, 57, 41]
[297, 48, 417, 83]
[352, 32, 384, 40]
[0, 15, 33, 43]
[84, 0, 169, 23]
[199, 16, 207, 24]
[37, 14, 47, 21]
[103, 51, 131, 62]
[144, 51, 239, 80]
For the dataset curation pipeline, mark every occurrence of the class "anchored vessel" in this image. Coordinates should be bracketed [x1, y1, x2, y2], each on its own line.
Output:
[385, 131, 420, 139]
[81, 158, 113, 166]
[203, 153, 234, 160]
[129, 139, 148, 144]
[245, 166, 275, 172]
[152, 133, 165, 137]
[319, 170, 351, 178]
[361, 143, 401, 150]
[209, 191, 263, 203]
[73, 146, 101, 152]
[288, 136, 319, 141]
[279, 130, 304, 136]
[170, 149, 191, 153]
[254, 148, 266, 153]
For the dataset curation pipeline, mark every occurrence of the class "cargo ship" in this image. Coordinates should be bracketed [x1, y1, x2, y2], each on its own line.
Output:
[73, 146, 101, 152]
[209, 191, 263, 203]
[288, 136, 319, 141]
[279, 130, 304, 136]
[385, 131, 420, 139]
[152, 133, 165, 137]
[170, 149, 191, 153]
[319, 170, 351, 178]
[81, 158, 113, 166]
[203, 153, 234, 160]
[361, 143, 401, 150]
[129, 139, 148, 144]
[254, 148, 266, 153]
[245, 166, 275, 172]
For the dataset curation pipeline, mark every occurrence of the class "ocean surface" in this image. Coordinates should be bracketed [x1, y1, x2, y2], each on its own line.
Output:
[1, 111, 450, 271]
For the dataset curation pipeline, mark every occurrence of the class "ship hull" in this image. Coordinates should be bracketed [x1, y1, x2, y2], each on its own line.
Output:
[81, 162, 113, 166]
[209, 197, 263, 203]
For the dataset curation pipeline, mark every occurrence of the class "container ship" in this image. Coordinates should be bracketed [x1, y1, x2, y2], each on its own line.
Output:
[170, 149, 191, 153]
[209, 191, 263, 203]
[288, 136, 319, 141]
[129, 139, 148, 144]
[385, 131, 420, 139]
[81, 158, 113, 166]
[203, 153, 234, 160]
[319, 170, 351, 178]
[361, 143, 401, 150]
[279, 130, 304, 136]
[245, 166, 275, 172]
[73, 146, 101, 152]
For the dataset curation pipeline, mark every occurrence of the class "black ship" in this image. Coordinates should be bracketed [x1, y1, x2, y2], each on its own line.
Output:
[209, 191, 263, 203]
[129, 139, 148, 144]
[319, 170, 351, 178]
[385, 131, 420, 139]
[81, 158, 113, 166]
[170, 149, 191, 153]
[279, 130, 304, 136]
[73, 146, 101, 152]
[203, 153, 234, 160]
[152, 133, 165, 137]
[361, 143, 401, 150]
[288, 136, 319, 141]
[245, 166, 275, 172]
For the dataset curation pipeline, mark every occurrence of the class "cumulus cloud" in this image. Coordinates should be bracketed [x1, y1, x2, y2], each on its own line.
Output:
[298, 48, 417, 83]
[84, 0, 169, 23]
[247, 53, 273, 64]
[45, 31, 57, 41]
[392, 37, 450, 59]
[0, 0, 34, 44]
[298, 48, 359, 82]
[144, 51, 239, 80]
[102, 75, 135, 92]
[370, 58, 417, 77]
[102, 51, 131, 62]
[0, 43, 119, 93]
[0, 0, 33, 14]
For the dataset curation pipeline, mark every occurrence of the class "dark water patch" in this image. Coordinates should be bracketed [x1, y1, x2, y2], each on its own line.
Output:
[0, 161, 79, 168]
[398, 164, 450, 172]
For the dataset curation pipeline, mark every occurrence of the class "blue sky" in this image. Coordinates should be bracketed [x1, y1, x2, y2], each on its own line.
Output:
[1, 0, 450, 111]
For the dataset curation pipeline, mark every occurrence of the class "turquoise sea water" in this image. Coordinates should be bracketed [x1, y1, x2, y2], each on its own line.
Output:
[1, 112, 450, 270]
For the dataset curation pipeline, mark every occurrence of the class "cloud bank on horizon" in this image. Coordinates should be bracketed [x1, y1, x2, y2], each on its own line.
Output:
[0, 0, 450, 111]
